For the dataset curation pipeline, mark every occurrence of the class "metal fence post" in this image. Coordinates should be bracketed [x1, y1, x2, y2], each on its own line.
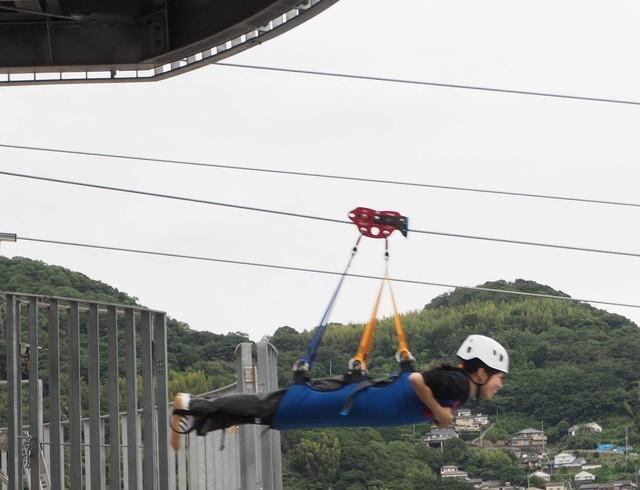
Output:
[256, 342, 282, 490]
[28, 297, 41, 490]
[6, 294, 20, 490]
[154, 312, 170, 490]
[48, 298, 63, 490]
[68, 301, 83, 490]
[237, 343, 260, 490]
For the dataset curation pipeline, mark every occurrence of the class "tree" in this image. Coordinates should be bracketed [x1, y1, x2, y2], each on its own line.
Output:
[290, 432, 341, 483]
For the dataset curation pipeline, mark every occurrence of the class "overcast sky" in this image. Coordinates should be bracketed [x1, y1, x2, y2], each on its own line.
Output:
[1, 0, 639, 341]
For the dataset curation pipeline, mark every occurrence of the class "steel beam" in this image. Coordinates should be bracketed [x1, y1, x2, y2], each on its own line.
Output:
[68, 301, 82, 490]
[48, 298, 63, 490]
[88, 304, 103, 489]
[106, 305, 121, 490]
[28, 298, 41, 490]
[6, 295, 19, 490]
[124, 308, 139, 490]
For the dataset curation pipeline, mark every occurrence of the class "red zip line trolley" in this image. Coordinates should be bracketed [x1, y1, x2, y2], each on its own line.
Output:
[293, 206, 413, 381]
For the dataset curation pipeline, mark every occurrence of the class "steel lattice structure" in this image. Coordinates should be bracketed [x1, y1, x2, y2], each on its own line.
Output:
[0, 0, 337, 85]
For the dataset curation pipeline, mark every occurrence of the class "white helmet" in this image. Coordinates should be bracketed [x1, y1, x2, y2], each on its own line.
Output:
[457, 335, 509, 373]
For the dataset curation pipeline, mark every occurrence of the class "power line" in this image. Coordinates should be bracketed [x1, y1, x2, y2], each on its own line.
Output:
[0, 170, 346, 225]
[2, 169, 639, 259]
[1, 142, 638, 209]
[216, 62, 640, 108]
[16, 234, 640, 311]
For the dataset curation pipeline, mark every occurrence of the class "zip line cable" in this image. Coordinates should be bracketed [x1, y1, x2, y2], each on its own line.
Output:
[1, 143, 638, 209]
[15, 235, 640, 311]
[216, 62, 640, 108]
[0, 170, 346, 225]
[2, 169, 639, 259]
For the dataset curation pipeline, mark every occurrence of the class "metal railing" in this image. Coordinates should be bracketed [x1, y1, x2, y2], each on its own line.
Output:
[1, 290, 281, 490]
[1, 292, 170, 490]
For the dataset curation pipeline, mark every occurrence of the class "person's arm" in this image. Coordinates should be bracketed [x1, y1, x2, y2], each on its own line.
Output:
[408, 372, 454, 428]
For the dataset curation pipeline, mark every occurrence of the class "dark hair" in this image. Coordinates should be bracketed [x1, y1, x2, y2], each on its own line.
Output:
[460, 357, 500, 376]
[437, 357, 501, 378]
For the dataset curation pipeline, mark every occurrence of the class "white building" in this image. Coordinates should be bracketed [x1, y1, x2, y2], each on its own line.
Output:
[424, 427, 458, 443]
[530, 471, 551, 482]
[568, 422, 602, 437]
[509, 428, 547, 451]
[575, 471, 596, 482]
[454, 409, 490, 432]
[553, 452, 586, 468]
[546, 484, 565, 490]
[441, 465, 469, 479]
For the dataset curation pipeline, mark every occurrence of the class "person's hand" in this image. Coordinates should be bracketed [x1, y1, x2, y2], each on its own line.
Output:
[434, 407, 454, 428]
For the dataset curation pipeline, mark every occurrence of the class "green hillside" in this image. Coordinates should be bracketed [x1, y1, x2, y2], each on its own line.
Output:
[272, 279, 639, 425]
[0, 256, 245, 395]
[1, 257, 639, 489]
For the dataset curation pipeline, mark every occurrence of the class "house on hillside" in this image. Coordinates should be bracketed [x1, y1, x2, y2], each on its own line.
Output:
[479, 480, 515, 490]
[546, 483, 565, 490]
[610, 481, 638, 490]
[530, 470, 551, 482]
[554, 452, 586, 468]
[575, 471, 596, 483]
[454, 408, 490, 432]
[424, 427, 458, 447]
[508, 428, 547, 452]
[578, 481, 637, 490]
[522, 452, 542, 468]
[569, 422, 602, 437]
[440, 465, 469, 480]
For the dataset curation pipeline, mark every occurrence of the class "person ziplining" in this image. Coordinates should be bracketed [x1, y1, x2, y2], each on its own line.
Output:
[170, 207, 509, 451]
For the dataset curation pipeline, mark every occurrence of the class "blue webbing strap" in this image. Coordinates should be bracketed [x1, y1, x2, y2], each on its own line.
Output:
[295, 235, 362, 372]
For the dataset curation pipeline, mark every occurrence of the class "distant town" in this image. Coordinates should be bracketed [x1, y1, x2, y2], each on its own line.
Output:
[424, 410, 638, 490]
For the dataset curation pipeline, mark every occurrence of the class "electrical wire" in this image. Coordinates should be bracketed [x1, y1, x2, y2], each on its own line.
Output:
[216, 62, 640, 108]
[16, 235, 640, 311]
[2, 169, 638, 259]
[0, 170, 346, 225]
[1, 142, 638, 209]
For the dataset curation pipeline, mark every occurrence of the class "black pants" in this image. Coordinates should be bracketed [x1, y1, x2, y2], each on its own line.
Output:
[188, 389, 286, 435]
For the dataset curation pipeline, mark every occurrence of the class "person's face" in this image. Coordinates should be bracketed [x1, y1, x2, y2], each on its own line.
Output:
[479, 371, 505, 400]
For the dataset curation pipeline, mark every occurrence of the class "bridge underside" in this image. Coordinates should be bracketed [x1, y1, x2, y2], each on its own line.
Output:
[0, 0, 337, 83]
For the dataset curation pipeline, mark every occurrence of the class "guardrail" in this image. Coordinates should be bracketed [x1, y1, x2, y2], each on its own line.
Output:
[1, 292, 281, 489]
[1, 292, 170, 490]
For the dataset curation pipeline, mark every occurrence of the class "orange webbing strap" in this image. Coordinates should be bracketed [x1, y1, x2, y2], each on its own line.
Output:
[350, 277, 385, 372]
[349, 262, 414, 372]
[385, 269, 412, 363]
